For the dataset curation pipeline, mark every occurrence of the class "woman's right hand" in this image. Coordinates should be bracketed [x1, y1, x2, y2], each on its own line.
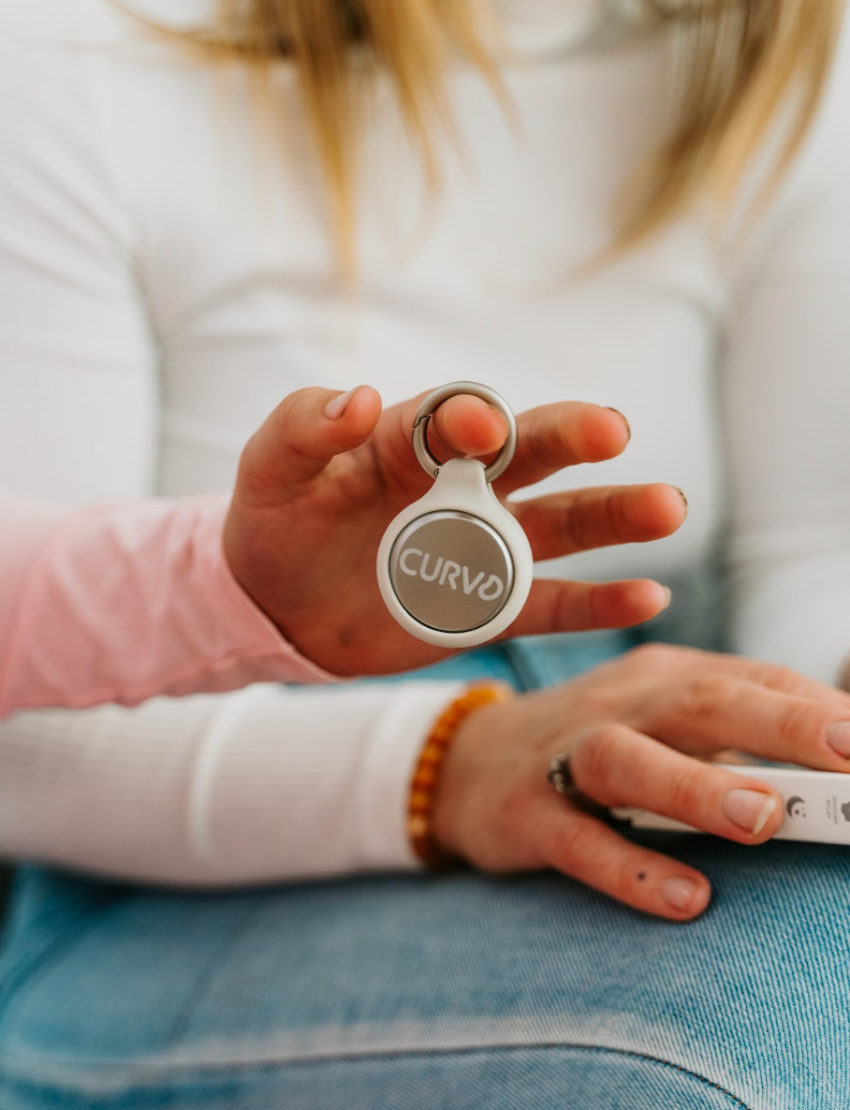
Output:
[224, 385, 683, 676]
[433, 643, 850, 921]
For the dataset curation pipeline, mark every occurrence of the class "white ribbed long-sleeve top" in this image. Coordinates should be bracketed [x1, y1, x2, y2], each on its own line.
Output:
[1, 0, 850, 885]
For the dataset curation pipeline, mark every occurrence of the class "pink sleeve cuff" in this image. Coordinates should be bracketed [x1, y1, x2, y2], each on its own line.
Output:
[0, 493, 333, 717]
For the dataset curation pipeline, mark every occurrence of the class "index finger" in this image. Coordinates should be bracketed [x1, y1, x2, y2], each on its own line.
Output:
[435, 398, 632, 491]
[495, 401, 631, 494]
[429, 394, 509, 460]
[373, 389, 507, 494]
[376, 391, 630, 495]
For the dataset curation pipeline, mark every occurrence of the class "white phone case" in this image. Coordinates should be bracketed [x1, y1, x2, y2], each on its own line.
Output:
[612, 764, 850, 844]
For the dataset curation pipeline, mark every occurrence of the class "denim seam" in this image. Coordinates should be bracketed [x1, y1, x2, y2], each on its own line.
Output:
[0, 903, 111, 1038]
[165, 902, 270, 1049]
[0, 1042, 756, 1108]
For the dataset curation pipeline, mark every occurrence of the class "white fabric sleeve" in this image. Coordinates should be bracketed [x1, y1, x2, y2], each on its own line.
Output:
[0, 0, 457, 883]
[0, 683, 463, 884]
[722, 35, 850, 685]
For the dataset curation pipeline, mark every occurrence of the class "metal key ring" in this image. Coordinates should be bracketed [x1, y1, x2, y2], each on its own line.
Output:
[412, 382, 518, 483]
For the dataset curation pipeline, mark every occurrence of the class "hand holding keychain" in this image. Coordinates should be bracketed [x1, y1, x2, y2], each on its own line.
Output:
[377, 382, 533, 648]
[226, 380, 678, 675]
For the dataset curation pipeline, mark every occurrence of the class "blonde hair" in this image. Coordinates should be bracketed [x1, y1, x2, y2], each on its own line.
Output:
[133, 0, 845, 270]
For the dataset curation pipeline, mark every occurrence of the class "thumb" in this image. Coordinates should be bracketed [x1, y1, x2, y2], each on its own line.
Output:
[238, 385, 383, 496]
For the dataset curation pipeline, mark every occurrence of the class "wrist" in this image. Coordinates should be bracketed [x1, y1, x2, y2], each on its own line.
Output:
[409, 683, 512, 868]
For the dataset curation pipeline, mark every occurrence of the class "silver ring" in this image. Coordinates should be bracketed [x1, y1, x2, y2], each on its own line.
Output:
[547, 754, 579, 796]
[412, 381, 518, 483]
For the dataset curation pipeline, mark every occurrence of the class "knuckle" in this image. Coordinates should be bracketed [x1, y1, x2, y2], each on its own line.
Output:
[286, 388, 318, 424]
[755, 662, 809, 696]
[628, 642, 699, 671]
[626, 642, 671, 669]
[602, 490, 627, 542]
[573, 724, 624, 791]
[774, 699, 819, 750]
[559, 587, 590, 634]
[549, 819, 597, 872]
[666, 764, 705, 817]
[529, 428, 563, 472]
[678, 674, 730, 722]
[500, 780, 537, 827]
[562, 498, 592, 551]
[534, 583, 578, 637]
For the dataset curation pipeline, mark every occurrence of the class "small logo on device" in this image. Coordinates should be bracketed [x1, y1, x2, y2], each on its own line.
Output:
[841, 802, 850, 823]
[786, 796, 806, 819]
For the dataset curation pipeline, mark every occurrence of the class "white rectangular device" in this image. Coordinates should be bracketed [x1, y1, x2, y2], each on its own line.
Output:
[612, 764, 850, 844]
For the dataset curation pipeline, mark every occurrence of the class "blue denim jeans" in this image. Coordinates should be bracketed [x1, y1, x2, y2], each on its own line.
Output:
[1, 632, 849, 1109]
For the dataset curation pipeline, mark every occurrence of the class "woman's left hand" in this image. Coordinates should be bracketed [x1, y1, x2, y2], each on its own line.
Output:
[223, 384, 686, 675]
[431, 644, 850, 920]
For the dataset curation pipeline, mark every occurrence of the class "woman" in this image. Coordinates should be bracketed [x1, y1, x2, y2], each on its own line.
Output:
[1, 0, 849, 1106]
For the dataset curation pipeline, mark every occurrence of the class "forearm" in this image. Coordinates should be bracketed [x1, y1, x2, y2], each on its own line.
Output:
[0, 492, 330, 718]
[0, 681, 461, 884]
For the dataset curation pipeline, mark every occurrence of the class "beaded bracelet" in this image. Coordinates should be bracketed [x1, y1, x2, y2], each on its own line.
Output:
[407, 683, 512, 869]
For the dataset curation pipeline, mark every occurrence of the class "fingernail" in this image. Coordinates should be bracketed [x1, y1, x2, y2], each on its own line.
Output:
[723, 789, 776, 835]
[826, 721, 850, 758]
[324, 386, 361, 420]
[660, 586, 672, 610]
[673, 486, 689, 512]
[661, 876, 699, 912]
[604, 406, 631, 441]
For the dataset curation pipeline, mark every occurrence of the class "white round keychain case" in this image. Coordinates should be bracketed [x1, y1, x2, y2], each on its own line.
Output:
[377, 382, 534, 649]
